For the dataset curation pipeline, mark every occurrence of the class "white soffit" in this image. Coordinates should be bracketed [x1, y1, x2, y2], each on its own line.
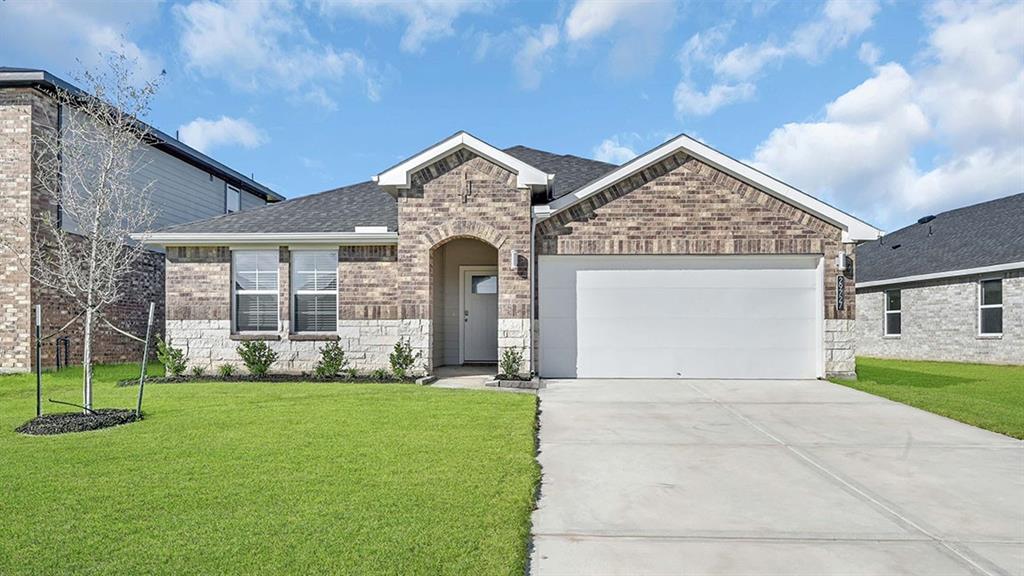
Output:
[539, 133, 882, 243]
[373, 131, 552, 190]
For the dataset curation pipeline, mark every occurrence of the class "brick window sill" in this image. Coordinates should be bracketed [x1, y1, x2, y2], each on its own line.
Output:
[977, 334, 1003, 340]
[230, 333, 281, 341]
[288, 333, 340, 342]
[883, 335, 901, 339]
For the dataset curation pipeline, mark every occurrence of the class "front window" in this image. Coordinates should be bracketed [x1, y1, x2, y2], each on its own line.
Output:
[979, 279, 1003, 335]
[226, 185, 241, 213]
[884, 289, 901, 336]
[232, 250, 278, 332]
[291, 250, 337, 332]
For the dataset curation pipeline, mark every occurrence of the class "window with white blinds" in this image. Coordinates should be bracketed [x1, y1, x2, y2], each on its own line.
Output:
[291, 250, 337, 332]
[232, 250, 279, 332]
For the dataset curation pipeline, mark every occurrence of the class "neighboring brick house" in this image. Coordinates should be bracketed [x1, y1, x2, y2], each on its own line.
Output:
[857, 194, 1023, 365]
[0, 68, 282, 373]
[145, 132, 880, 379]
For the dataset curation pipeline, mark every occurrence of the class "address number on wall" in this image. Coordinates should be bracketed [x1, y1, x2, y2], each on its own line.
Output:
[836, 275, 845, 311]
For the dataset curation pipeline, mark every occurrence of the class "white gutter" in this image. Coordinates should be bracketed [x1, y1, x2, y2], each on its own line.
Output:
[134, 231, 399, 246]
[858, 261, 1024, 288]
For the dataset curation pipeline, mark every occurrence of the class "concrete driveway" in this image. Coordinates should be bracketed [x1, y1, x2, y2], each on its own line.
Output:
[530, 379, 1024, 576]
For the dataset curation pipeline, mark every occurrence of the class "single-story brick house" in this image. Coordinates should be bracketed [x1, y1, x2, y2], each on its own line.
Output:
[142, 132, 881, 379]
[857, 193, 1022, 364]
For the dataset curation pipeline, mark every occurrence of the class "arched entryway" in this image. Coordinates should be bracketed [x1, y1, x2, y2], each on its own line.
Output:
[429, 237, 499, 368]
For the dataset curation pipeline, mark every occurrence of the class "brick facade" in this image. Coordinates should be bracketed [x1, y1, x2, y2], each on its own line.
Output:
[161, 146, 866, 378]
[537, 152, 857, 376]
[857, 271, 1022, 365]
[1, 87, 165, 373]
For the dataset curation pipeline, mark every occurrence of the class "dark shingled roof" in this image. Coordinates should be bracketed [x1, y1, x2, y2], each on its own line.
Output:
[857, 193, 1024, 283]
[504, 145, 618, 199]
[156, 181, 397, 233]
[155, 143, 620, 235]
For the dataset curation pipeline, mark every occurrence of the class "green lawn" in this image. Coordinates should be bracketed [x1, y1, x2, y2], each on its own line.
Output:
[0, 365, 539, 575]
[834, 357, 1024, 439]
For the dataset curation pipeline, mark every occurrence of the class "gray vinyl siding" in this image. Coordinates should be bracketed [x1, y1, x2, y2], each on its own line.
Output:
[240, 189, 264, 211]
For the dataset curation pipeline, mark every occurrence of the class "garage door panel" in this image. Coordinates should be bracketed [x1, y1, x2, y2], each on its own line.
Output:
[538, 255, 822, 379]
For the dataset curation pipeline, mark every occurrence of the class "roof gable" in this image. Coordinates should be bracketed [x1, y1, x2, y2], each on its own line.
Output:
[536, 133, 882, 243]
[374, 131, 552, 190]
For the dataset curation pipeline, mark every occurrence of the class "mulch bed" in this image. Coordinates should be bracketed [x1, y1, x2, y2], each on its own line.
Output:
[16, 409, 140, 436]
[116, 374, 416, 387]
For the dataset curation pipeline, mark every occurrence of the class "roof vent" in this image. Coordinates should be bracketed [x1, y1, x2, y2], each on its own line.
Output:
[891, 243, 902, 250]
[917, 215, 936, 224]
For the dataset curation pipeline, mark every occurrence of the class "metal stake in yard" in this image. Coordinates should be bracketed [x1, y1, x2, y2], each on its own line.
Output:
[136, 302, 155, 417]
[35, 305, 42, 418]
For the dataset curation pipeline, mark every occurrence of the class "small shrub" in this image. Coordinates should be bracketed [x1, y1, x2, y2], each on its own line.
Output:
[217, 363, 234, 377]
[499, 347, 524, 378]
[190, 365, 206, 378]
[314, 341, 350, 378]
[370, 368, 391, 381]
[236, 341, 278, 377]
[389, 338, 421, 379]
[156, 336, 187, 377]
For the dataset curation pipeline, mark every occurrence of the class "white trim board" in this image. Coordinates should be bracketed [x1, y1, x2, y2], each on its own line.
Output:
[535, 133, 882, 243]
[858, 261, 1024, 288]
[137, 231, 399, 247]
[374, 131, 552, 190]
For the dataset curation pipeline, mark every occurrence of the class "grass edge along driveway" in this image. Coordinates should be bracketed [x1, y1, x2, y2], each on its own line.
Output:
[832, 357, 1024, 439]
[0, 365, 540, 575]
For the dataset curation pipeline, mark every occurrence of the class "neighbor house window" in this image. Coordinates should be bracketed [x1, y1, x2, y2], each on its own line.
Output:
[233, 250, 279, 332]
[884, 289, 901, 336]
[291, 250, 337, 332]
[979, 279, 1002, 335]
[226, 185, 241, 213]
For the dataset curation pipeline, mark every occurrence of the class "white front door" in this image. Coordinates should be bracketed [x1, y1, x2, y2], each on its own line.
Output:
[462, 267, 499, 363]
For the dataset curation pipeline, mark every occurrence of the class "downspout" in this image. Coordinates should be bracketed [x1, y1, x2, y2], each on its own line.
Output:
[529, 211, 537, 376]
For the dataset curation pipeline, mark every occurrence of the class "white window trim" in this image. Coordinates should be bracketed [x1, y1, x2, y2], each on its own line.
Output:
[231, 249, 280, 333]
[290, 250, 338, 334]
[978, 277, 1003, 337]
[884, 289, 901, 337]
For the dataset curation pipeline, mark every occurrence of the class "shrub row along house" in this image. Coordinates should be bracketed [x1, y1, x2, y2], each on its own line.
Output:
[0, 68, 282, 373]
[142, 132, 881, 378]
[856, 193, 1023, 364]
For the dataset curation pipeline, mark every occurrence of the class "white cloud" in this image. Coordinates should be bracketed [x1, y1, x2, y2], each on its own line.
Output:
[178, 116, 268, 154]
[674, 81, 755, 117]
[174, 0, 381, 107]
[593, 138, 637, 164]
[317, 0, 494, 54]
[750, 1, 1024, 229]
[677, 0, 879, 117]
[513, 25, 560, 91]
[0, 0, 162, 80]
[564, 0, 676, 76]
[858, 42, 881, 66]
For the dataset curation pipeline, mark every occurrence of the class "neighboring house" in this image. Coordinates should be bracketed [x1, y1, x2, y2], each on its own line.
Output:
[857, 193, 1023, 365]
[0, 67, 283, 373]
[144, 131, 880, 379]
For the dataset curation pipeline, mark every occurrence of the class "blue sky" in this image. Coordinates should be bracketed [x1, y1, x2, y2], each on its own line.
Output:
[1, 0, 1021, 231]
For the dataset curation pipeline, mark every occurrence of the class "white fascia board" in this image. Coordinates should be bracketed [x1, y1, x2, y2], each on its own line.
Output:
[134, 232, 399, 247]
[374, 131, 552, 189]
[539, 133, 882, 243]
[857, 261, 1024, 288]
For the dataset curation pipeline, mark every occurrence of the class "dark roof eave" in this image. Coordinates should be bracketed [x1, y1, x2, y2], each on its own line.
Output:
[0, 69, 283, 202]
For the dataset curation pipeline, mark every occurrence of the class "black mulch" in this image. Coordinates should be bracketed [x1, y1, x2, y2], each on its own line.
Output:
[16, 409, 140, 436]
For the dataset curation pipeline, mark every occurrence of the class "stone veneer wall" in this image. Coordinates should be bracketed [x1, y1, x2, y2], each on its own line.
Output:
[1, 86, 164, 372]
[857, 271, 1023, 365]
[536, 151, 858, 377]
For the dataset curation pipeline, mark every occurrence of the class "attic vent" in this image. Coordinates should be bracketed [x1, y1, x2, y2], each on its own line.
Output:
[917, 215, 936, 224]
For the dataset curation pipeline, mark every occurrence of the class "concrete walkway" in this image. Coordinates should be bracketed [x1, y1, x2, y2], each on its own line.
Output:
[530, 379, 1024, 576]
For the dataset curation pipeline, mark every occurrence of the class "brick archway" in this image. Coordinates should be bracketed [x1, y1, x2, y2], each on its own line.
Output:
[424, 219, 507, 251]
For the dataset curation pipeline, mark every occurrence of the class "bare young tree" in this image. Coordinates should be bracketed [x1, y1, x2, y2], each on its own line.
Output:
[0, 54, 162, 412]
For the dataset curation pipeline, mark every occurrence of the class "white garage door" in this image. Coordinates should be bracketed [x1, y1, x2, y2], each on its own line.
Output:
[538, 255, 823, 379]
